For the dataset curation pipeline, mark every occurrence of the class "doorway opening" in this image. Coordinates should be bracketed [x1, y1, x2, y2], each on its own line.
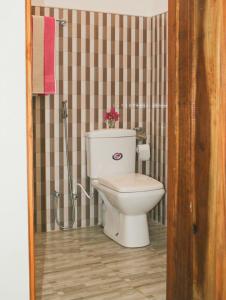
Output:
[27, 1, 226, 300]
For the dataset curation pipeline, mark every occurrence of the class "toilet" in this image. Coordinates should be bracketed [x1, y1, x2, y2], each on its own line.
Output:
[85, 129, 165, 248]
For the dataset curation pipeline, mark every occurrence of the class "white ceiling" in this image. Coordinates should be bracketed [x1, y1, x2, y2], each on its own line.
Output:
[32, 0, 168, 17]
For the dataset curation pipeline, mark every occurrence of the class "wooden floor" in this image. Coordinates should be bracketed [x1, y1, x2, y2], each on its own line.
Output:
[35, 221, 166, 300]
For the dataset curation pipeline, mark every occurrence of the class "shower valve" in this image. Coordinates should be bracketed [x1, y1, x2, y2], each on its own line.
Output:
[72, 193, 78, 201]
[53, 191, 62, 198]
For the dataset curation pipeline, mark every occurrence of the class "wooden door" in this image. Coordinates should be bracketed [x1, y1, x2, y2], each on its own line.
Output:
[168, 0, 226, 299]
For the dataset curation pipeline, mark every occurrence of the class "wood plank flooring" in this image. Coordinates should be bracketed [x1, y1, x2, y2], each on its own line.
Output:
[35, 221, 166, 300]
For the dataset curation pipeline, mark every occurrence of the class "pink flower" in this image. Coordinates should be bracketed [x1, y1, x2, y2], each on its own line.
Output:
[104, 107, 120, 122]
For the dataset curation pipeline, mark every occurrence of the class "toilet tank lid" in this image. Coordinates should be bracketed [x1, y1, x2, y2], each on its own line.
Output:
[85, 129, 136, 138]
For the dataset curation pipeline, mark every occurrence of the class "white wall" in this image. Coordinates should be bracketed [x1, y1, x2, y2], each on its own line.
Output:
[32, 0, 168, 16]
[0, 1, 29, 299]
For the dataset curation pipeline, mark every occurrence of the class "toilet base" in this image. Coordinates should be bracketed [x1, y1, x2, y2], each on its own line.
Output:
[104, 209, 150, 248]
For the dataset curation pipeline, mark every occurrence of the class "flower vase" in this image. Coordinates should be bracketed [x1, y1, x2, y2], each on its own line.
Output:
[108, 120, 116, 128]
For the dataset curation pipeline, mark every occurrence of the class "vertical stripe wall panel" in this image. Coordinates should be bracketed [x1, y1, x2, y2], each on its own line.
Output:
[32, 7, 168, 232]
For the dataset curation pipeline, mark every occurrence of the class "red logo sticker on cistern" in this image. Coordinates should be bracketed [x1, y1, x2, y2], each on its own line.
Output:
[112, 153, 123, 160]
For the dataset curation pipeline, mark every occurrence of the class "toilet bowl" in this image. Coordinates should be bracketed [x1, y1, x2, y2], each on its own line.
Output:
[92, 173, 165, 247]
[85, 129, 165, 248]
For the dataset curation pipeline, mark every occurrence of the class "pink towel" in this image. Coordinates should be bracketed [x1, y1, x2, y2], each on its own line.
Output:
[44, 16, 56, 94]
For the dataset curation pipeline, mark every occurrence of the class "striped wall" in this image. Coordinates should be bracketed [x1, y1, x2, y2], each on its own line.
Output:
[32, 6, 168, 232]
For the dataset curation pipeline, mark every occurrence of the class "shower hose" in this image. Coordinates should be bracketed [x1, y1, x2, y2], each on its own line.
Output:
[53, 101, 92, 230]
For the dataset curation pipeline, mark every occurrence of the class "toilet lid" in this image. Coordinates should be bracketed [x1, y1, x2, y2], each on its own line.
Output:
[99, 173, 164, 193]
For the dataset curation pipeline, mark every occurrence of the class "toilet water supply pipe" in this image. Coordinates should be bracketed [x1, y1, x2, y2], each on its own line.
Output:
[53, 101, 93, 230]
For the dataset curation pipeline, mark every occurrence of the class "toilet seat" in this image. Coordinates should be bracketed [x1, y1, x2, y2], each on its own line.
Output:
[99, 173, 163, 193]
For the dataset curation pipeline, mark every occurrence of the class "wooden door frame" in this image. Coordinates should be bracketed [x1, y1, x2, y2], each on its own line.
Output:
[167, 1, 226, 300]
[26, 0, 35, 299]
[26, 0, 226, 300]
[167, 0, 193, 298]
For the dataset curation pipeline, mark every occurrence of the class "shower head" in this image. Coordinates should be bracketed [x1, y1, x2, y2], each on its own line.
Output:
[56, 19, 67, 26]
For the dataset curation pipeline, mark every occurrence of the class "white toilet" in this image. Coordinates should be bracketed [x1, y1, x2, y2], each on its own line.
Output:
[85, 129, 165, 248]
